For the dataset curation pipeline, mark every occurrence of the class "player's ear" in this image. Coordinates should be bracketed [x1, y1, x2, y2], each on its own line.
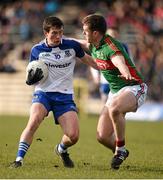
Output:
[44, 30, 48, 37]
[93, 31, 98, 37]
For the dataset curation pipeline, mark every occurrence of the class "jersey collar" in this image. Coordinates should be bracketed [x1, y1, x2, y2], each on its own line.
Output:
[94, 34, 108, 49]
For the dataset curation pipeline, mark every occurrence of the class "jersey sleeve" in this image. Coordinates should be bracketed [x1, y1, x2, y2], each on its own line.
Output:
[108, 44, 122, 58]
[72, 40, 85, 58]
[29, 46, 39, 62]
[105, 37, 124, 59]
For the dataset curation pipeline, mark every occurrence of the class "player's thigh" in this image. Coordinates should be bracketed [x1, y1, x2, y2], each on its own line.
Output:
[112, 90, 137, 113]
[28, 103, 48, 126]
[97, 106, 114, 137]
[58, 111, 79, 136]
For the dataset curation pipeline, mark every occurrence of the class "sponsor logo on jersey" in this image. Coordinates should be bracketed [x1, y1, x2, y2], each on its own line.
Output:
[64, 50, 72, 57]
[96, 51, 105, 59]
[40, 50, 72, 60]
[96, 59, 115, 70]
[45, 62, 71, 68]
[40, 53, 51, 57]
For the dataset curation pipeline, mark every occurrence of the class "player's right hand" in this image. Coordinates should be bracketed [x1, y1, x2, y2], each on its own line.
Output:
[26, 68, 44, 85]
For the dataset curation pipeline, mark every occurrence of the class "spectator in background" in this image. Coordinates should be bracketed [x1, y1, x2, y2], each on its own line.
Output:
[0, 34, 16, 73]
[90, 67, 110, 103]
[19, 18, 31, 41]
[44, 0, 60, 15]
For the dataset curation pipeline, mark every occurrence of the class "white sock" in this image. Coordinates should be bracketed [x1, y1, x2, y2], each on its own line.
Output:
[116, 146, 126, 153]
[16, 156, 23, 162]
[58, 144, 67, 153]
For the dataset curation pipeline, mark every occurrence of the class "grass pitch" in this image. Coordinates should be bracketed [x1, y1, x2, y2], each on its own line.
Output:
[0, 114, 163, 179]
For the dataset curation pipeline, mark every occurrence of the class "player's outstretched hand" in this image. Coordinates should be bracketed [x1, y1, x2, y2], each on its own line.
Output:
[118, 74, 139, 81]
[26, 68, 44, 85]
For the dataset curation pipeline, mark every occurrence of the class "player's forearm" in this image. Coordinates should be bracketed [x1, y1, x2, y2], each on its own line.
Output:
[118, 64, 131, 78]
[89, 61, 99, 70]
[81, 55, 99, 70]
[85, 59, 99, 70]
[90, 67, 100, 84]
[111, 55, 133, 80]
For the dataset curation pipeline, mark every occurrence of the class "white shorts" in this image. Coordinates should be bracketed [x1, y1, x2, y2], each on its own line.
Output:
[105, 83, 148, 108]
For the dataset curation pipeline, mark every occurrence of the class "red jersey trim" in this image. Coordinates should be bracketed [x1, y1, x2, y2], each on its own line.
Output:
[125, 61, 143, 83]
[105, 37, 119, 52]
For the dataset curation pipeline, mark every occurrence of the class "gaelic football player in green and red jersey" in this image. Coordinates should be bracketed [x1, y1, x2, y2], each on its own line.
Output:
[77, 14, 148, 170]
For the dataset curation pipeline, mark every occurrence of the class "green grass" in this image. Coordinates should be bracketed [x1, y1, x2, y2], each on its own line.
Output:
[0, 114, 163, 179]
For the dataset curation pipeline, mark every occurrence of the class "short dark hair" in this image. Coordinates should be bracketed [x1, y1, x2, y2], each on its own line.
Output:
[82, 14, 107, 35]
[43, 16, 64, 32]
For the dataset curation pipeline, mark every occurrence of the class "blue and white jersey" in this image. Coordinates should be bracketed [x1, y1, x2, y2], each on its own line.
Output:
[29, 37, 85, 94]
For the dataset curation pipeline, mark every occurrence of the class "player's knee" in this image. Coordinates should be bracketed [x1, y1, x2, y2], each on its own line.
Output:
[68, 131, 79, 144]
[96, 131, 106, 144]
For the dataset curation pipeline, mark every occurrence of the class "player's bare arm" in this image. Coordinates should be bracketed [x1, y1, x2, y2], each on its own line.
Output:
[111, 55, 136, 81]
[80, 54, 99, 70]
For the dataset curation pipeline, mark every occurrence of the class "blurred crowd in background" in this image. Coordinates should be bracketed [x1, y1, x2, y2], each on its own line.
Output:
[0, 0, 163, 102]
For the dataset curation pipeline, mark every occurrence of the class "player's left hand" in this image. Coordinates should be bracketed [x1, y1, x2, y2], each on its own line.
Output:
[118, 74, 139, 81]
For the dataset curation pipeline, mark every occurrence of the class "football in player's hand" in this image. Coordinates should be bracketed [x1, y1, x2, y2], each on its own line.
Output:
[26, 60, 48, 85]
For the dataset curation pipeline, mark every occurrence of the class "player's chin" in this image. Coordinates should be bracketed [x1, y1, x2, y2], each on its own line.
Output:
[54, 41, 60, 45]
[49, 41, 60, 46]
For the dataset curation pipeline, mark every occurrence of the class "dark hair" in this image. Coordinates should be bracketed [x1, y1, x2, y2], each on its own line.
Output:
[43, 16, 64, 32]
[82, 14, 107, 35]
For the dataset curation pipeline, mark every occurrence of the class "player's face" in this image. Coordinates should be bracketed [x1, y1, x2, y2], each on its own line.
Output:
[83, 24, 94, 44]
[45, 27, 63, 46]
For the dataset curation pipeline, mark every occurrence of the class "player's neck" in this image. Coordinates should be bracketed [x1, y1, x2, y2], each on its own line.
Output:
[93, 35, 104, 48]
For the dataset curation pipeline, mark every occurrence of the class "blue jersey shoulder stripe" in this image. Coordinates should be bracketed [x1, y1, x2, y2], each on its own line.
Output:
[61, 39, 85, 58]
[30, 41, 51, 62]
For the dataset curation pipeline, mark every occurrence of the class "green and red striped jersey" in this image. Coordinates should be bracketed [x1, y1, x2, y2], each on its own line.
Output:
[89, 34, 144, 93]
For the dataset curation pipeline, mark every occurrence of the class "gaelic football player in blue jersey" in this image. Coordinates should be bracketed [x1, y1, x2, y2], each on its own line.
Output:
[10, 16, 98, 168]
